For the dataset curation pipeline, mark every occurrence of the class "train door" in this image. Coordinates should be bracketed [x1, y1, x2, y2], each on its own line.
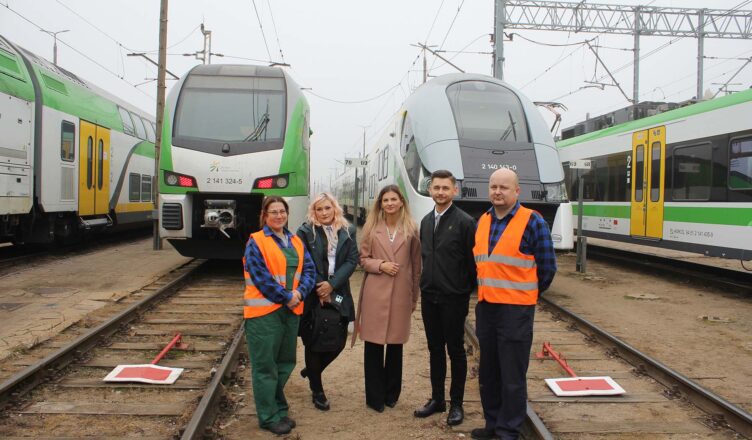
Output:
[630, 126, 666, 239]
[78, 121, 111, 216]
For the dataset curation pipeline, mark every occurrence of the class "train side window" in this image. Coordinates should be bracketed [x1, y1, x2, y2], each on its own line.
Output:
[376, 149, 382, 181]
[141, 175, 152, 202]
[634, 145, 644, 202]
[650, 142, 661, 202]
[382, 146, 389, 179]
[143, 118, 156, 143]
[132, 113, 147, 140]
[118, 107, 136, 136]
[97, 139, 104, 190]
[87, 136, 94, 189]
[61, 121, 75, 162]
[672, 143, 711, 200]
[129, 173, 141, 202]
[729, 137, 752, 190]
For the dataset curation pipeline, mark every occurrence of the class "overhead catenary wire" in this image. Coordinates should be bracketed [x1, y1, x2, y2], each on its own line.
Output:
[428, 0, 466, 72]
[250, 0, 273, 62]
[1, 2, 155, 101]
[265, 0, 286, 64]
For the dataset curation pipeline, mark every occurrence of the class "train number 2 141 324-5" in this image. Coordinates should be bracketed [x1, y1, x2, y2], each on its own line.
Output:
[206, 177, 243, 185]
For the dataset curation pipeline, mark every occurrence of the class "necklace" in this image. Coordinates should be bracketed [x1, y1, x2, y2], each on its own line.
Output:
[385, 224, 397, 242]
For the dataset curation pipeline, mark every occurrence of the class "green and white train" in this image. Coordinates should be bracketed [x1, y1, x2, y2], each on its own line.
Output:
[158, 64, 310, 259]
[558, 89, 752, 260]
[0, 36, 156, 244]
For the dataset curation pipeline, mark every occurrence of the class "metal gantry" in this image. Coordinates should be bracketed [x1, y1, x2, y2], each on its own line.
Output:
[493, 0, 752, 101]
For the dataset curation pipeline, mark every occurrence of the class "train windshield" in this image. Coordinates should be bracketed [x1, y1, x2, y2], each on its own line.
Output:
[174, 74, 285, 144]
[446, 81, 529, 143]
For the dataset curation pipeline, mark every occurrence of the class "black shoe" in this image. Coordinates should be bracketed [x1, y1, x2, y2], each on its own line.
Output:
[446, 404, 464, 426]
[413, 398, 447, 418]
[312, 391, 330, 411]
[280, 416, 296, 429]
[300, 368, 307, 379]
[367, 402, 385, 413]
[262, 420, 292, 435]
[385, 400, 397, 408]
[470, 427, 499, 440]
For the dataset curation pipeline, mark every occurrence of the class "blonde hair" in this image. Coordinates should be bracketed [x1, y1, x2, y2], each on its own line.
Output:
[306, 192, 350, 237]
[362, 184, 417, 242]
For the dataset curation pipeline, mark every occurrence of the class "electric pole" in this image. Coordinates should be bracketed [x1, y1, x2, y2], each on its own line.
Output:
[153, 0, 168, 250]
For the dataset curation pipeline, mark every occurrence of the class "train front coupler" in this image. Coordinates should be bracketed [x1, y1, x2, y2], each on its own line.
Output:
[201, 200, 236, 238]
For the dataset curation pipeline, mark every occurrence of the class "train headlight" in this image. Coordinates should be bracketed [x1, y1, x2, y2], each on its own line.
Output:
[543, 181, 568, 202]
[275, 176, 288, 188]
[166, 174, 178, 186]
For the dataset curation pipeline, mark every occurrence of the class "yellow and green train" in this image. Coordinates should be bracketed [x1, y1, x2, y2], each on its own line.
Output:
[0, 35, 156, 244]
[558, 89, 752, 260]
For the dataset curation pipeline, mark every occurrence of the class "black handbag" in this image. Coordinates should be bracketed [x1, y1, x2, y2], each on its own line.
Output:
[309, 301, 346, 352]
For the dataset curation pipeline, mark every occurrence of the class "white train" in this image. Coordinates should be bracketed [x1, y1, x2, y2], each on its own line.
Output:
[158, 64, 311, 259]
[0, 35, 156, 245]
[333, 73, 573, 250]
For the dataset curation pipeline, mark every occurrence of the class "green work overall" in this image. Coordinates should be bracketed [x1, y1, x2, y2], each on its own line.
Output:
[245, 247, 301, 428]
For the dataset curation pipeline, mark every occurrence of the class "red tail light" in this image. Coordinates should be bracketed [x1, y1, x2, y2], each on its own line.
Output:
[178, 176, 194, 187]
[256, 178, 273, 189]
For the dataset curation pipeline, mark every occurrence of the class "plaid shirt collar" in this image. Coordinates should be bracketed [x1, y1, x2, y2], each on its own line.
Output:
[487, 201, 521, 221]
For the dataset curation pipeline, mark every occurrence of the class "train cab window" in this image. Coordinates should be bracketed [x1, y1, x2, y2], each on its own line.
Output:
[86, 137, 94, 189]
[143, 118, 156, 143]
[729, 137, 752, 190]
[650, 142, 661, 202]
[132, 113, 147, 140]
[634, 145, 644, 202]
[446, 81, 529, 143]
[118, 107, 136, 136]
[672, 143, 711, 200]
[129, 173, 141, 202]
[400, 114, 413, 158]
[61, 121, 75, 162]
[141, 175, 152, 202]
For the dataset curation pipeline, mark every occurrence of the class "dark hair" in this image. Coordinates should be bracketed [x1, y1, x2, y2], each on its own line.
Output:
[430, 169, 456, 184]
[259, 196, 289, 226]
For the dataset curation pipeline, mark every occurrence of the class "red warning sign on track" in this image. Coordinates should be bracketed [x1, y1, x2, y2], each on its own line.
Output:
[544, 376, 625, 396]
[104, 364, 183, 384]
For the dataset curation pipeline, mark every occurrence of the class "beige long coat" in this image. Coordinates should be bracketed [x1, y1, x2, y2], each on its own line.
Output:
[355, 224, 421, 345]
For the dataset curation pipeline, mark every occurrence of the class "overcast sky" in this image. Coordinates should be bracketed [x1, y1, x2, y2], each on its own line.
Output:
[3, 0, 751, 187]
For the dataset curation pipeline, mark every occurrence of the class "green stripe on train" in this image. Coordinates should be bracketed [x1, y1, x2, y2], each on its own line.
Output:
[572, 204, 752, 226]
[664, 206, 752, 226]
[571, 204, 630, 218]
[558, 88, 752, 148]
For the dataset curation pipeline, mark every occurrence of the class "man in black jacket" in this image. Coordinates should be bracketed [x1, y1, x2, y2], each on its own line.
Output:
[414, 170, 476, 426]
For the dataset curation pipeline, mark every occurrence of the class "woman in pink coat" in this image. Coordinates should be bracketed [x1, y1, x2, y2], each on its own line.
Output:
[354, 184, 421, 413]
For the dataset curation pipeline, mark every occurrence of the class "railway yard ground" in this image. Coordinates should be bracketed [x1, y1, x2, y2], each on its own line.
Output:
[0, 238, 749, 439]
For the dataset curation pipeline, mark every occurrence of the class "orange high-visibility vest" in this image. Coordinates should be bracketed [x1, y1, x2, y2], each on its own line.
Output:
[243, 230, 305, 319]
[473, 207, 539, 305]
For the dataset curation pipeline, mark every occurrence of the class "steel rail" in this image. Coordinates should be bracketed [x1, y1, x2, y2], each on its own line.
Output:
[540, 296, 752, 439]
[586, 244, 752, 294]
[180, 323, 246, 440]
[464, 320, 556, 440]
[0, 258, 203, 409]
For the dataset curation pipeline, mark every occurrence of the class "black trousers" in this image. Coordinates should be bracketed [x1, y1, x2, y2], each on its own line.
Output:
[304, 342, 344, 393]
[363, 341, 403, 407]
[421, 297, 469, 405]
[476, 302, 535, 440]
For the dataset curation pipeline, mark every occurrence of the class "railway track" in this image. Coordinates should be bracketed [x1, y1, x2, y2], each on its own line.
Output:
[586, 244, 752, 294]
[0, 259, 249, 439]
[464, 294, 752, 439]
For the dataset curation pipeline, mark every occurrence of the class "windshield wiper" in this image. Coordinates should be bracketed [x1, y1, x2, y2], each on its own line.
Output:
[499, 110, 517, 141]
[244, 99, 271, 142]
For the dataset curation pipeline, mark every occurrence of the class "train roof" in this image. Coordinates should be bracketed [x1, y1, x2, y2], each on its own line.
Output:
[186, 64, 285, 78]
[557, 87, 752, 149]
[0, 35, 153, 126]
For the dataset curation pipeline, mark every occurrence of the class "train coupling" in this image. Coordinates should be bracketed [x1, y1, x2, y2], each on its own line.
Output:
[202, 199, 236, 238]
